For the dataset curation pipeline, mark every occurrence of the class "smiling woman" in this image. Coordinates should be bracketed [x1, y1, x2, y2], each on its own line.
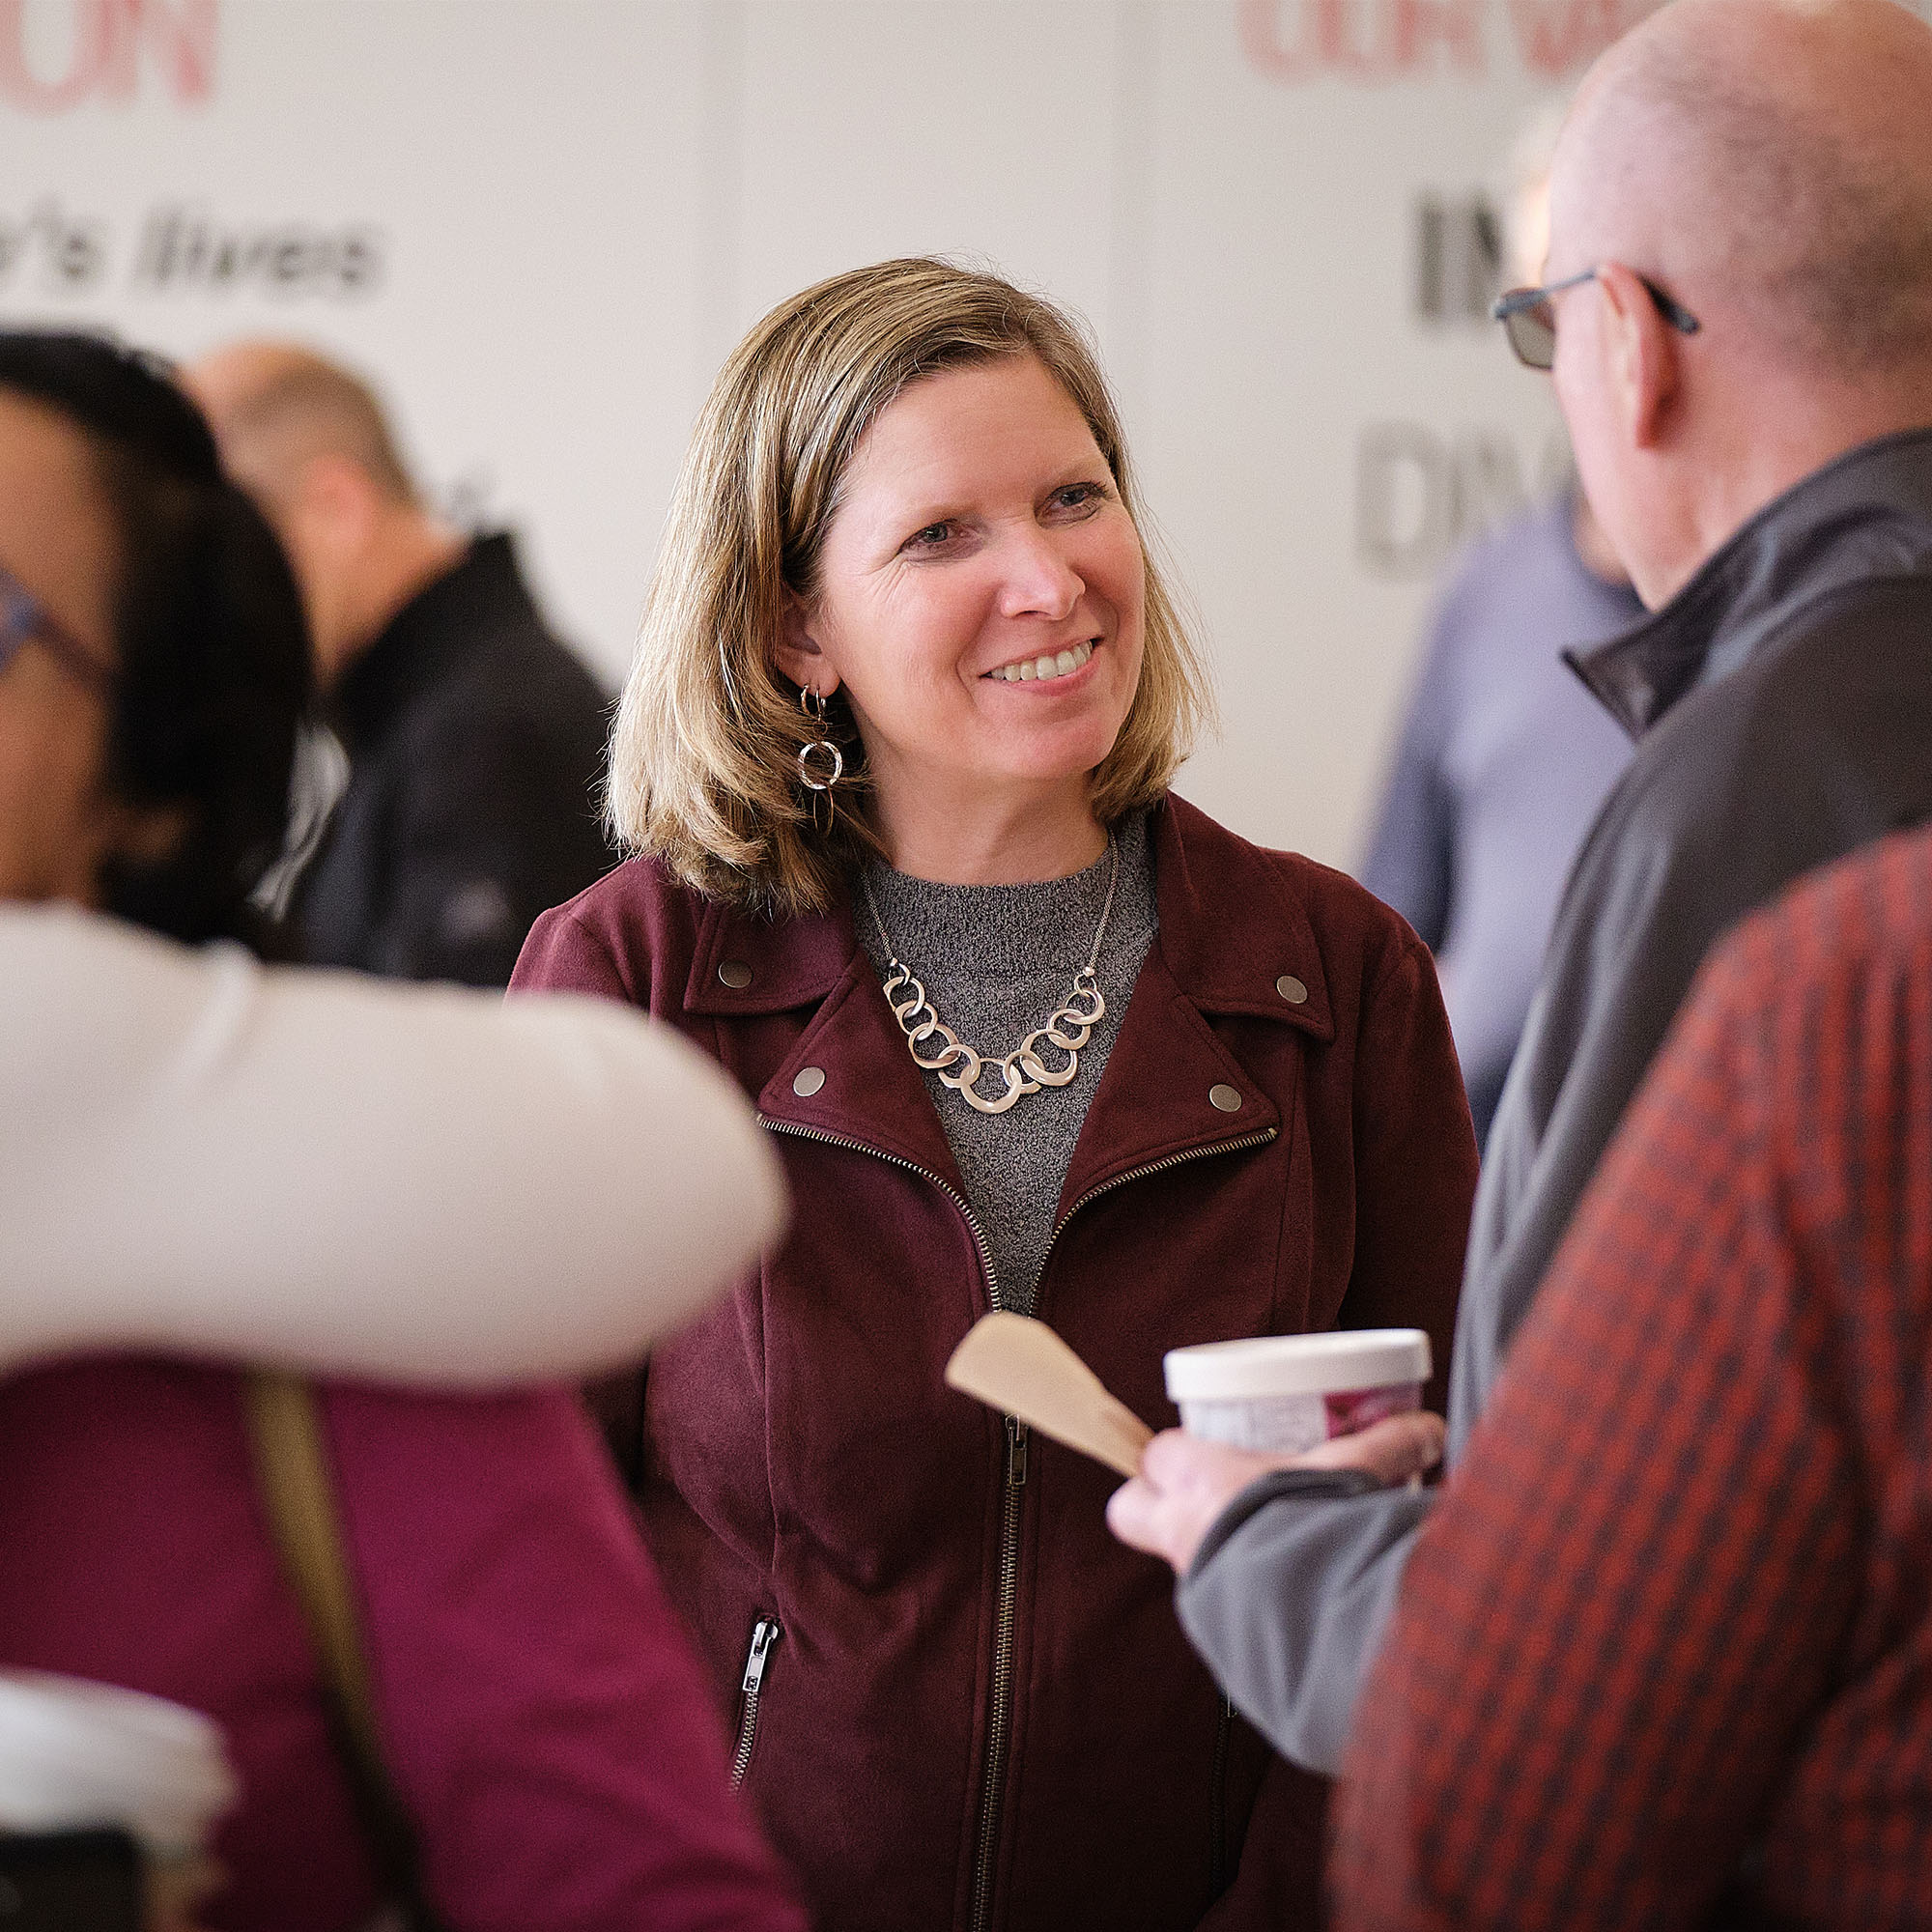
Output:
[515, 258, 1479, 1932]
[607, 258, 1208, 913]
[773, 352, 1151, 888]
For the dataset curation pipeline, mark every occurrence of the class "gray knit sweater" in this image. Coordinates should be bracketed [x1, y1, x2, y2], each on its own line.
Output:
[857, 813, 1157, 1309]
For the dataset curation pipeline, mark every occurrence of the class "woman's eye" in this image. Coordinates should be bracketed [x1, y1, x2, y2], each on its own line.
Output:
[903, 522, 954, 553]
[1048, 483, 1105, 515]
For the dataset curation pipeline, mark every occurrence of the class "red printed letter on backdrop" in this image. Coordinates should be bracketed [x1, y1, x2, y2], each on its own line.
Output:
[1241, 0, 1324, 77]
[1509, 0, 1655, 75]
[106, 0, 215, 102]
[0, 0, 213, 109]
[0, 0, 112, 111]
[1393, 0, 1484, 71]
[1242, 0, 1485, 81]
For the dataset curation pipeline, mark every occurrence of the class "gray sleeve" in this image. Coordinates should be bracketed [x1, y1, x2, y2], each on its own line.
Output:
[1174, 1468, 1431, 1776]
[1444, 660, 1902, 1455]
[1178, 593, 1932, 1784]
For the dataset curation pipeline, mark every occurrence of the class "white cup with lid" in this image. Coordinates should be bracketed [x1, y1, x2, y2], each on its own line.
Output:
[1163, 1328, 1432, 1454]
[0, 1669, 237, 1865]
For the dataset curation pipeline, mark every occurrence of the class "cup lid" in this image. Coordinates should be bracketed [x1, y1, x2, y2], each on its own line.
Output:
[1164, 1328, 1432, 1402]
[0, 1671, 238, 1858]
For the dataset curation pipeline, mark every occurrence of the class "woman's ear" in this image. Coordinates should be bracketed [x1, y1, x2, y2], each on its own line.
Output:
[775, 587, 841, 699]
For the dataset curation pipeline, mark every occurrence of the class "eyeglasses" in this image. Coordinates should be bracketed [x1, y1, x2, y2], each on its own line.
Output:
[1492, 268, 1701, 370]
[0, 559, 114, 694]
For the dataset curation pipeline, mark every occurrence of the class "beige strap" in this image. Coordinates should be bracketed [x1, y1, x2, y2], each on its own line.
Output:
[242, 1372, 442, 1930]
[242, 1373, 390, 1812]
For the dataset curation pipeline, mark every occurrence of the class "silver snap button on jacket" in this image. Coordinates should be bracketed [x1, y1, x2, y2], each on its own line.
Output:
[1208, 1083, 1243, 1113]
[718, 960, 753, 989]
[792, 1066, 827, 1098]
[1275, 974, 1308, 1005]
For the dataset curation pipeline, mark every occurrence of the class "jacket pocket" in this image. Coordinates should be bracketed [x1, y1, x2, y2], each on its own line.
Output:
[729, 1616, 781, 1790]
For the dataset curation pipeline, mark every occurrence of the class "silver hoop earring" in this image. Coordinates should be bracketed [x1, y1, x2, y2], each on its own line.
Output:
[796, 686, 844, 793]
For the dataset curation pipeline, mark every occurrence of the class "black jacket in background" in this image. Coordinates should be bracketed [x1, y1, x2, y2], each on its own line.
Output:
[294, 532, 613, 987]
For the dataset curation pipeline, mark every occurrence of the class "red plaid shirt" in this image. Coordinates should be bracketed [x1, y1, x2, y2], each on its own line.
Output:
[1333, 825, 1932, 1932]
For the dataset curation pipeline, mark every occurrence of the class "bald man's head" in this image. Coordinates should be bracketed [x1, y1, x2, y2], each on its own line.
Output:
[181, 343, 463, 684]
[1553, 0, 1932, 375]
[185, 342, 419, 509]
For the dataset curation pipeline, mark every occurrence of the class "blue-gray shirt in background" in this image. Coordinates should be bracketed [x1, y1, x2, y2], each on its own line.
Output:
[1360, 495, 1640, 1143]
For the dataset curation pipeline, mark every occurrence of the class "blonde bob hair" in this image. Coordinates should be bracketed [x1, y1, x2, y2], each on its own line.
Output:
[607, 257, 1215, 918]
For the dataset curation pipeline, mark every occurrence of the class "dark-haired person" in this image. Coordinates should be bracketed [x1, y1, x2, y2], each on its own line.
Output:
[0, 337, 307, 952]
[184, 340, 611, 985]
[0, 331, 783, 1388]
[0, 330, 807, 1932]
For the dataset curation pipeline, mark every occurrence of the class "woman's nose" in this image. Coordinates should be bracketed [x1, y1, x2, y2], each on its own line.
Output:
[996, 527, 1083, 621]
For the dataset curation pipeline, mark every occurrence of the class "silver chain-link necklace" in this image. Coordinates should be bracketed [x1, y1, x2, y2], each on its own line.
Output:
[864, 838, 1120, 1118]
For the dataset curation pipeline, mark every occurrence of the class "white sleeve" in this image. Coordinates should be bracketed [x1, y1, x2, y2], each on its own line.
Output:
[0, 904, 785, 1387]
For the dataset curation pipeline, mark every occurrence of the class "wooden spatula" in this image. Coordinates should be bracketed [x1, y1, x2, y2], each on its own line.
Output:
[945, 1311, 1153, 1478]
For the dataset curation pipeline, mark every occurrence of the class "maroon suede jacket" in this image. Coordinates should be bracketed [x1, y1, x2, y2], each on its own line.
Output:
[511, 795, 1475, 1932]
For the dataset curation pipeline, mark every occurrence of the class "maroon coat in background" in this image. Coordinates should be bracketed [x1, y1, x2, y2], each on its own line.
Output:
[511, 795, 1476, 1932]
[0, 1363, 807, 1932]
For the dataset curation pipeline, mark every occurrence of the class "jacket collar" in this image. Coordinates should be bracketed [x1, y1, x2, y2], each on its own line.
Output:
[1568, 424, 1932, 741]
[684, 795, 1334, 1040]
[689, 797, 1334, 1226]
[330, 532, 534, 753]
[683, 886, 855, 1017]
[1145, 795, 1333, 1042]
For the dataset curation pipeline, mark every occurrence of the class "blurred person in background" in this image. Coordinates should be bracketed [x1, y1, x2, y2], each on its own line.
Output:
[514, 258, 1473, 1932]
[1360, 99, 1639, 1147]
[0, 328, 805, 1932]
[1109, 0, 1932, 1791]
[184, 341, 611, 986]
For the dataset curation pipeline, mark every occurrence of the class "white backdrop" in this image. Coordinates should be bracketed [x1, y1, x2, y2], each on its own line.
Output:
[4, 0, 1657, 867]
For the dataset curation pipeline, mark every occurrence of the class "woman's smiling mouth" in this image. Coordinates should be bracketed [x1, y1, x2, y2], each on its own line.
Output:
[983, 639, 1095, 684]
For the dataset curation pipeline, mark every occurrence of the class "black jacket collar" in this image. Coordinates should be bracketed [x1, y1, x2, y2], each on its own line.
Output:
[329, 532, 535, 753]
[1569, 424, 1932, 740]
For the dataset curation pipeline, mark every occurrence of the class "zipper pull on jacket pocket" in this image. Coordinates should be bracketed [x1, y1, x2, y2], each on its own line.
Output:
[743, 1617, 780, 1693]
[731, 1617, 781, 1788]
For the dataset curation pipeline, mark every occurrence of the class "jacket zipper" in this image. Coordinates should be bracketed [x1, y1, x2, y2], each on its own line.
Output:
[1029, 1130, 1278, 1283]
[969, 1127, 1278, 1932]
[1208, 1690, 1234, 1898]
[761, 1114, 1275, 1932]
[759, 1116, 1024, 1932]
[730, 1616, 781, 1790]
